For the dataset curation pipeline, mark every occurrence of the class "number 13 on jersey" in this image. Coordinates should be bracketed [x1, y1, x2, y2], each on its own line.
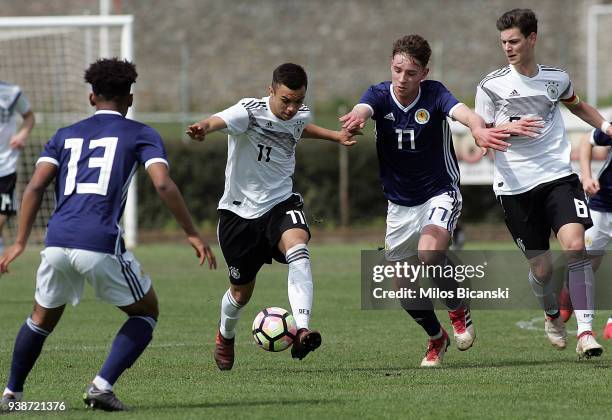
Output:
[64, 137, 118, 196]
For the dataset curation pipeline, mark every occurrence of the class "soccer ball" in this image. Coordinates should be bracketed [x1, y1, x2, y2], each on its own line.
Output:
[252, 307, 297, 352]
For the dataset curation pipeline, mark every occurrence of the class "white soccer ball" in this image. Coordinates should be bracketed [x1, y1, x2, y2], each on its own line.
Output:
[252, 307, 297, 352]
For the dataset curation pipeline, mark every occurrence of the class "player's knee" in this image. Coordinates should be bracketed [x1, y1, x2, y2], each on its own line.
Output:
[31, 304, 64, 332]
[145, 302, 159, 320]
[417, 250, 444, 266]
[530, 265, 553, 281]
[561, 238, 586, 257]
[230, 284, 253, 306]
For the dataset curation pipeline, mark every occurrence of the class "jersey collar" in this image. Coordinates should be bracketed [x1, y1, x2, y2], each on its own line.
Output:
[510, 64, 541, 80]
[390, 83, 421, 113]
[94, 110, 123, 116]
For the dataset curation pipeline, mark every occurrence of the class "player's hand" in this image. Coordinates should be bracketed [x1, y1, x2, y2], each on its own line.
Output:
[188, 234, 217, 269]
[185, 123, 207, 142]
[500, 117, 544, 138]
[0, 242, 26, 274]
[337, 128, 360, 147]
[582, 177, 600, 197]
[339, 111, 367, 133]
[472, 127, 511, 152]
[9, 133, 27, 150]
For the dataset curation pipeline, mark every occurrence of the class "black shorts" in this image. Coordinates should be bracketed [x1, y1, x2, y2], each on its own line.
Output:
[498, 174, 592, 258]
[0, 173, 17, 216]
[218, 194, 311, 285]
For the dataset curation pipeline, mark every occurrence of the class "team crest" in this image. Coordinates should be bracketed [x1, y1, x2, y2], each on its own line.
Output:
[585, 235, 593, 248]
[415, 108, 430, 124]
[229, 266, 241, 280]
[545, 81, 560, 100]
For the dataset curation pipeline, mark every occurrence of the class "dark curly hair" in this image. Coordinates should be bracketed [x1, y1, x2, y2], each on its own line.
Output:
[84, 58, 137, 99]
[272, 63, 308, 90]
[392, 35, 431, 67]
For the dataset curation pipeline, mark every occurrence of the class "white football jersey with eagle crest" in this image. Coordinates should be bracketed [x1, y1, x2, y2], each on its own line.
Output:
[476, 64, 577, 195]
[214, 96, 311, 218]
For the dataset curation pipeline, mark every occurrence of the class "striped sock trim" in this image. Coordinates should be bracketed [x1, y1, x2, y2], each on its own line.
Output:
[568, 259, 591, 271]
[131, 316, 157, 330]
[286, 244, 310, 264]
[225, 290, 244, 309]
[26, 317, 50, 337]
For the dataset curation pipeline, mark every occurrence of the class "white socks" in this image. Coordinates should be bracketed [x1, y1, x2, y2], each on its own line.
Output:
[528, 271, 558, 316]
[93, 375, 112, 392]
[568, 260, 595, 336]
[286, 244, 313, 330]
[219, 289, 244, 339]
[2, 388, 23, 401]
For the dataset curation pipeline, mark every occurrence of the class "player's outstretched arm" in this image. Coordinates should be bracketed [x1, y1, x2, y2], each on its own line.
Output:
[185, 116, 227, 142]
[339, 104, 372, 133]
[0, 162, 56, 273]
[9, 110, 35, 150]
[146, 163, 217, 269]
[302, 124, 360, 146]
[566, 101, 612, 137]
[452, 104, 511, 152]
[495, 116, 544, 138]
[580, 133, 599, 197]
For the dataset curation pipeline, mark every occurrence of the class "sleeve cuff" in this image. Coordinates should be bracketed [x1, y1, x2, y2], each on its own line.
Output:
[144, 158, 169, 169]
[448, 102, 463, 120]
[356, 103, 375, 118]
[36, 157, 59, 167]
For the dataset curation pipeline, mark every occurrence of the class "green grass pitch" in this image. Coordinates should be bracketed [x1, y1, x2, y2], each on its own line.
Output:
[0, 243, 610, 419]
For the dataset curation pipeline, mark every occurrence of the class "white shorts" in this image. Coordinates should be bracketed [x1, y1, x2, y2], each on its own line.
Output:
[585, 209, 612, 256]
[35, 247, 152, 309]
[385, 190, 462, 261]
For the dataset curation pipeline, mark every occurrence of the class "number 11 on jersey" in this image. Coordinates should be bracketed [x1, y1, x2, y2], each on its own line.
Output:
[395, 129, 415, 150]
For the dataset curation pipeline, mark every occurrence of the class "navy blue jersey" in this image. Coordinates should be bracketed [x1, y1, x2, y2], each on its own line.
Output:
[38, 111, 168, 254]
[359, 80, 461, 206]
[588, 128, 612, 212]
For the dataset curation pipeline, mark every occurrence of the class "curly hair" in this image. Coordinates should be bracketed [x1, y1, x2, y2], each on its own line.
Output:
[84, 58, 137, 99]
[392, 35, 431, 68]
[272, 63, 308, 90]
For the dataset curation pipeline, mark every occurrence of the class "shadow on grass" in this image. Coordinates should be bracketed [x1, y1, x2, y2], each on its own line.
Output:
[68, 398, 344, 412]
[263, 358, 606, 374]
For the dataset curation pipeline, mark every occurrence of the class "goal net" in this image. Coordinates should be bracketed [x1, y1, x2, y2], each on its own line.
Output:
[0, 16, 135, 245]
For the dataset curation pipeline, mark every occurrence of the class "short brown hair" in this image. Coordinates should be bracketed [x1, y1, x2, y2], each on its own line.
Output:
[392, 35, 431, 67]
[496, 9, 538, 37]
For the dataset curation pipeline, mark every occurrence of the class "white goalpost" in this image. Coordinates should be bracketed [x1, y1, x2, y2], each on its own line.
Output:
[0, 15, 138, 248]
[586, 4, 612, 107]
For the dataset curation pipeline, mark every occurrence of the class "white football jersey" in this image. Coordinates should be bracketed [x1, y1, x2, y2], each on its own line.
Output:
[0, 81, 30, 177]
[475, 65, 576, 195]
[214, 96, 311, 219]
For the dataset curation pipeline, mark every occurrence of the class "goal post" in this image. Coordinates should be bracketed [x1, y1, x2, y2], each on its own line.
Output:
[586, 4, 612, 107]
[0, 15, 138, 247]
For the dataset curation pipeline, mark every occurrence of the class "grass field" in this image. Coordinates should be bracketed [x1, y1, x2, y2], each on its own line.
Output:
[0, 243, 610, 419]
